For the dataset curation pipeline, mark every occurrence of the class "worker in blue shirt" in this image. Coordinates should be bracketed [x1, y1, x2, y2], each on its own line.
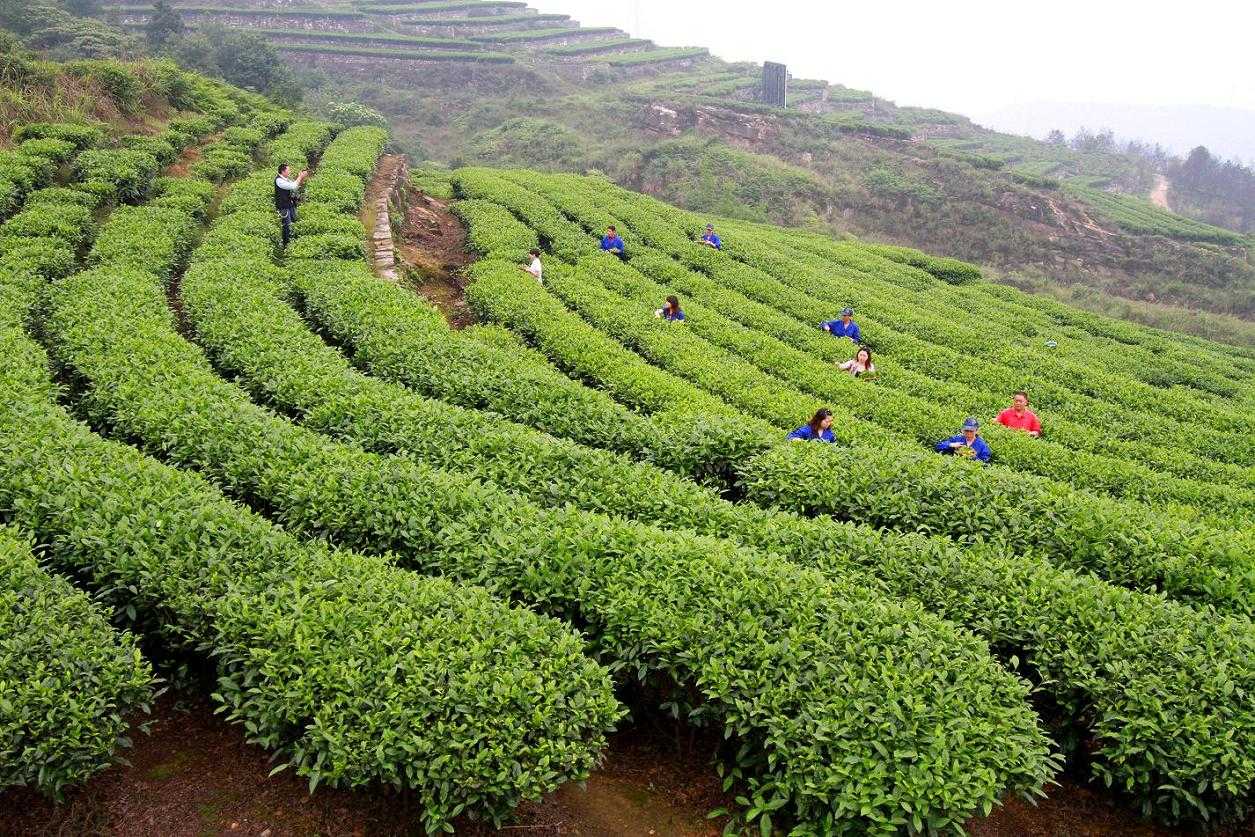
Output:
[787, 408, 836, 442]
[701, 223, 722, 249]
[600, 225, 626, 259]
[820, 308, 861, 342]
[936, 417, 991, 463]
[654, 294, 686, 322]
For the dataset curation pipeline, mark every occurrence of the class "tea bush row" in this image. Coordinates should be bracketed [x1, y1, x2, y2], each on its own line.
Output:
[142, 134, 1065, 833]
[194, 171, 1255, 825]
[12, 124, 620, 828]
[0, 526, 153, 800]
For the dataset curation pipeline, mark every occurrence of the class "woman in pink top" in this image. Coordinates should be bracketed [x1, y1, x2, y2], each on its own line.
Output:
[837, 347, 875, 378]
[995, 391, 1041, 436]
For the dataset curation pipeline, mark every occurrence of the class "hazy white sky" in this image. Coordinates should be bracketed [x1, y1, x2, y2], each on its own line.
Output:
[538, 0, 1255, 119]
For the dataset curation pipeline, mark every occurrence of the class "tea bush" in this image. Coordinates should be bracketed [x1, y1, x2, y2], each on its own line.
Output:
[0, 527, 153, 799]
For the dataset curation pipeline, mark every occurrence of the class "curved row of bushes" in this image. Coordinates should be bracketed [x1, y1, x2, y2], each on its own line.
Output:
[514, 172, 1251, 490]
[78, 130, 1070, 834]
[530, 171, 1255, 500]
[14, 124, 621, 829]
[186, 155, 1255, 824]
[0, 525, 152, 800]
[0, 132, 89, 220]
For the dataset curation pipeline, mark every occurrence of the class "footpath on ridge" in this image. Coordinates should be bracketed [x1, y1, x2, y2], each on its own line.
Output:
[364, 154, 477, 327]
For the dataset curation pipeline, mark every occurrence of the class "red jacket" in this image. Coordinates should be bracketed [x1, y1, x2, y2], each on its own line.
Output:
[996, 407, 1041, 434]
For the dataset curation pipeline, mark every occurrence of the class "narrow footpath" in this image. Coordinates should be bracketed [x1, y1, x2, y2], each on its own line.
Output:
[363, 155, 478, 328]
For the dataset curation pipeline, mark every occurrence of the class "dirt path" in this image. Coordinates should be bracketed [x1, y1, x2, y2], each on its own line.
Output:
[359, 156, 478, 327]
[1150, 174, 1171, 210]
[0, 693, 729, 837]
[0, 691, 1214, 836]
[397, 188, 478, 328]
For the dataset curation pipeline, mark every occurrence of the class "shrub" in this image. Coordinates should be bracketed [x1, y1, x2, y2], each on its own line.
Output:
[17, 137, 77, 165]
[74, 148, 160, 202]
[119, 135, 179, 167]
[12, 122, 104, 149]
[0, 527, 153, 799]
[0, 204, 95, 251]
[24, 186, 101, 210]
[65, 60, 142, 112]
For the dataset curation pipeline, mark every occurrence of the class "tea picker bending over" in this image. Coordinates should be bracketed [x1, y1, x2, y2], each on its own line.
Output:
[700, 223, 722, 249]
[788, 408, 836, 442]
[600, 225, 627, 259]
[654, 294, 686, 322]
[936, 417, 991, 463]
[820, 308, 861, 342]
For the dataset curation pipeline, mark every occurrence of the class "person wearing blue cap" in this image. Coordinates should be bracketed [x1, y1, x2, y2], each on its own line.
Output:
[820, 308, 861, 342]
[787, 408, 836, 443]
[701, 223, 722, 250]
[936, 418, 991, 463]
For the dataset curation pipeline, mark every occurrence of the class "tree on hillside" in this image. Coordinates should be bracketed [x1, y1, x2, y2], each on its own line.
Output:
[146, 0, 184, 49]
[169, 23, 301, 104]
[1046, 129, 1066, 145]
[61, 0, 101, 15]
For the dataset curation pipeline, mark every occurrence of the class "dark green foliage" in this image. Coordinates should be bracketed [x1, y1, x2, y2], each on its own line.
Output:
[74, 147, 160, 201]
[145, 0, 184, 49]
[0, 527, 153, 799]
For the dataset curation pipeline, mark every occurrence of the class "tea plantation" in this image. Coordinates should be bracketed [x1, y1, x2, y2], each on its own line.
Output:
[3, 54, 1254, 836]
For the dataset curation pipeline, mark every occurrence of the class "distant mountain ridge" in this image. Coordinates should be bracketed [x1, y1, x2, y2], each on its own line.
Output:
[978, 101, 1255, 164]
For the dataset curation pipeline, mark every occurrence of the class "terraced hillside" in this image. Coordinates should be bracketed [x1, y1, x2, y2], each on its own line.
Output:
[95, 0, 1255, 345]
[5, 42, 1255, 837]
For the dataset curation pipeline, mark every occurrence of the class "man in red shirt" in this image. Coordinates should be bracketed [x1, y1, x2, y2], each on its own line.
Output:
[996, 391, 1041, 437]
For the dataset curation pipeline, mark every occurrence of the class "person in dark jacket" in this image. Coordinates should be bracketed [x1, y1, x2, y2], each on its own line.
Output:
[274, 163, 309, 248]
[936, 417, 991, 463]
[654, 294, 686, 322]
[787, 408, 836, 442]
[820, 307, 861, 342]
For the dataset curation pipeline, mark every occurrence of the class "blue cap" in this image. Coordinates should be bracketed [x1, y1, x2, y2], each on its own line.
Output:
[841, 307, 854, 316]
[706, 223, 714, 229]
[962, 417, 980, 431]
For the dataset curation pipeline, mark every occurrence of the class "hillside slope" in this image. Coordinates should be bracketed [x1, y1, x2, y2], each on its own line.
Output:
[95, 0, 1255, 344]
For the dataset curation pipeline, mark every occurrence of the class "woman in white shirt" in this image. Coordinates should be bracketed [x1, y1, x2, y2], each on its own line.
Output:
[837, 346, 875, 378]
[519, 248, 543, 284]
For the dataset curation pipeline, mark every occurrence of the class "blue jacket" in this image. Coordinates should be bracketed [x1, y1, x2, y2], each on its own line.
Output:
[702, 233, 722, 249]
[663, 309, 686, 322]
[935, 434, 991, 463]
[820, 319, 861, 342]
[787, 425, 835, 442]
[600, 234, 625, 254]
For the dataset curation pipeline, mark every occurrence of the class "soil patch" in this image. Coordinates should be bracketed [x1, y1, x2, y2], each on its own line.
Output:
[3, 691, 1239, 836]
[0, 692, 728, 837]
[396, 189, 477, 329]
[163, 132, 221, 179]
